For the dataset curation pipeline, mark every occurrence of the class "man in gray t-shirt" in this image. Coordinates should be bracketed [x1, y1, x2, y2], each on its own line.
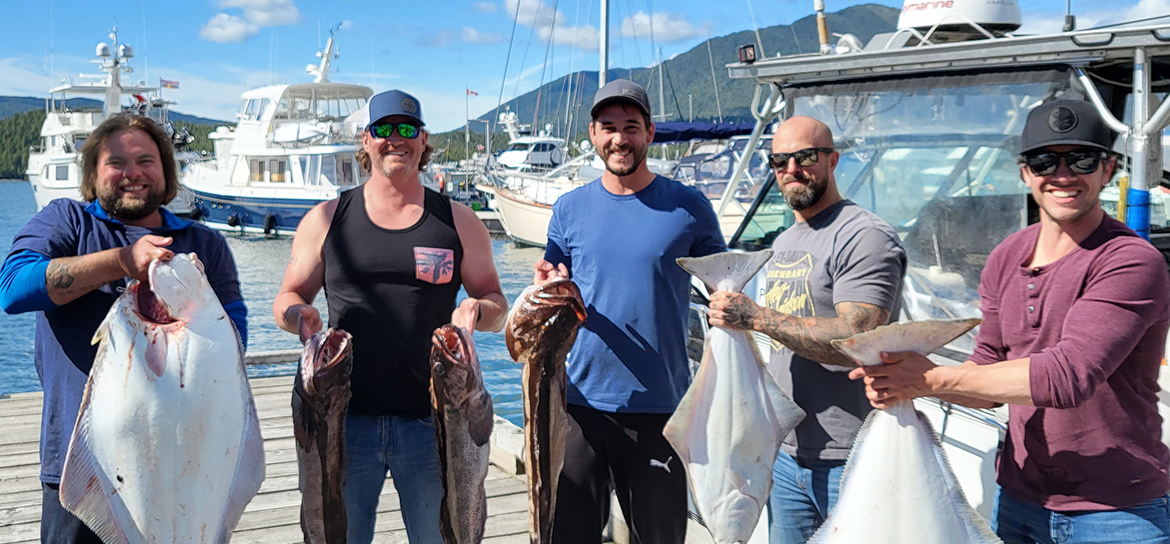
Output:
[708, 116, 905, 544]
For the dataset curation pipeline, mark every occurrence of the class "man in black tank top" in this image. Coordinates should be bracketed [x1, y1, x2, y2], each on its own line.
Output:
[273, 90, 508, 544]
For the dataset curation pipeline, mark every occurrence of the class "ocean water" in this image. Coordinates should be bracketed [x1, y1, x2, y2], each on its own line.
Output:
[0, 181, 542, 425]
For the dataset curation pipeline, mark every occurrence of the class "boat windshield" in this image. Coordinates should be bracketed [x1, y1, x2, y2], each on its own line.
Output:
[734, 76, 1068, 352]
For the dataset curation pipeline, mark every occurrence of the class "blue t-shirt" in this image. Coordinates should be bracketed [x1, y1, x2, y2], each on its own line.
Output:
[1, 199, 245, 483]
[544, 175, 726, 413]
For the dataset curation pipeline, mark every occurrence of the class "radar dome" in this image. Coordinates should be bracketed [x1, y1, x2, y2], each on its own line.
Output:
[898, 0, 1021, 40]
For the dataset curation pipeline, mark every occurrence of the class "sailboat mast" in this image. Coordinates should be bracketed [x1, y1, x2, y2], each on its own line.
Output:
[599, 0, 609, 86]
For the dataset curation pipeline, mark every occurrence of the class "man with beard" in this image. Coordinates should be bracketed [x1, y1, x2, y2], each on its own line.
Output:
[706, 116, 905, 544]
[273, 89, 507, 544]
[852, 100, 1170, 543]
[0, 113, 246, 543]
[531, 79, 726, 543]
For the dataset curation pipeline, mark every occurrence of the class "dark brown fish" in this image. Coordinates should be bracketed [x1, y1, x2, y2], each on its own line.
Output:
[292, 326, 354, 544]
[505, 278, 588, 544]
[431, 324, 495, 544]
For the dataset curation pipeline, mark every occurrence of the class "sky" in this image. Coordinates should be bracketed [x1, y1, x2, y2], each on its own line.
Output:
[2, 0, 1168, 132]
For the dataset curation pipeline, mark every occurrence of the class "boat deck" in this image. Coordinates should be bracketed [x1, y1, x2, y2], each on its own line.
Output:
[0, 375, 531, 544]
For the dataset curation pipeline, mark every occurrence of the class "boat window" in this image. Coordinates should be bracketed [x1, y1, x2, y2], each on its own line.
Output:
[243, 100, 259, 120]
[506, 143, 529, 152]
[257, 99, 271, 119]
[736, 76, 1070, 349]
[249, 159, 265, 182]
[268, 159, 287, 182]
[303, 157, 319, 186]
[55, 165, 69, 181]
[238, 100, 249, 119]
[74, 136, 86, 151]
[340, 158, 355, 186]
[321, 156, 338, 186]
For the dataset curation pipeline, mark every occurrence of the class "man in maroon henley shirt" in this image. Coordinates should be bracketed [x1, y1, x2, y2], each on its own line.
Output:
[850, 98, 1170, 544]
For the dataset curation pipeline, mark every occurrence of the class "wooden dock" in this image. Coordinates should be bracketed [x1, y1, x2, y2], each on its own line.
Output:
[0, 375, 531, 544]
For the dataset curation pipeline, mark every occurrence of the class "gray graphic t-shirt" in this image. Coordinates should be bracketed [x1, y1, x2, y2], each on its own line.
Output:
[763, 199, 906, 461]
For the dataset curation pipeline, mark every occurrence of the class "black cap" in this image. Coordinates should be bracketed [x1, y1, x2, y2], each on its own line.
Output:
[591, 79, 651, 119]
[366, 90, 424, 128]
[1020, 99, 1113, 155]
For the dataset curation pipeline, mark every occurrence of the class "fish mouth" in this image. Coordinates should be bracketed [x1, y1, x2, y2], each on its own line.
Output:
[431, 324, 475, 376]
[304, 328, 353, 396]
[528, 278, 588, 322]
[132, 283, 178, 325]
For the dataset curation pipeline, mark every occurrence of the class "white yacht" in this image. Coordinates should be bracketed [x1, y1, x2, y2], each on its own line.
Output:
[181, 32, 394, 235]
[27, 29, 182, 211]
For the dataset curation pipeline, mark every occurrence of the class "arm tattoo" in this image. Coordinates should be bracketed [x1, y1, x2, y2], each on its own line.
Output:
[757, 301, 890, 367]
[46, 260, 76, 289]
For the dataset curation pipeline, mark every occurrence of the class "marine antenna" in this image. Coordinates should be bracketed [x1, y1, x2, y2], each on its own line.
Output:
[1063, 0, 1076, 32]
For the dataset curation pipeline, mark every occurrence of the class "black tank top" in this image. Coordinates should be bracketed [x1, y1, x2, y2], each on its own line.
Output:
[324, 186, 463, 417]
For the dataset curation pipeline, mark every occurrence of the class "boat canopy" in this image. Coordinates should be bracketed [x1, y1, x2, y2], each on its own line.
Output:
[653, 122, 758, 143]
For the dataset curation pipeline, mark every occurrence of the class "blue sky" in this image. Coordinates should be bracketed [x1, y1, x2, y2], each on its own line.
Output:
[3, 0, 1166, 132]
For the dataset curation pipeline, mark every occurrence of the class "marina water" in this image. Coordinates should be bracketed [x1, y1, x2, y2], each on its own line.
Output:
[0, 181, 537, 425]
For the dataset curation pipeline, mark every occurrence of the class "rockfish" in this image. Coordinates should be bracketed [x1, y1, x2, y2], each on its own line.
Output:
[59, 253, 265, 544]
[293, 326, 353, 544]
[812, 318, 1001, 544]
[430, 324, 494, 544]
[664, 250, 805, 544]
[506, 278, 588, 544]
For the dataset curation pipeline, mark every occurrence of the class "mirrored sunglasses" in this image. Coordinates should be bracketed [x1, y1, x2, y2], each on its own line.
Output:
[1022, 150, 1104, 176]
[369, 122, 421, 140]
[768, 147, 834, 170]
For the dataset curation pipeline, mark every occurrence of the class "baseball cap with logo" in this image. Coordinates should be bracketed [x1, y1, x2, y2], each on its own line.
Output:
[366, 89, 424, 128]
[591, 79, 652, 120]
[1019, 98, 1113, 155]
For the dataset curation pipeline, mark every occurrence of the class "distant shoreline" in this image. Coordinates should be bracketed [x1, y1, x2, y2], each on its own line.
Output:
[0, 179, 26, 183]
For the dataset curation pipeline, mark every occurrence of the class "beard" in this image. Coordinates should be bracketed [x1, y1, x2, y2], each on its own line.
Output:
[97, 182, 167, 221]
[598, 142, 647, 177]
[780, 171, 827, 211]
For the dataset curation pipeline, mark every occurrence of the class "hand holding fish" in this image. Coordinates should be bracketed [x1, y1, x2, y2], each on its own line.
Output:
[452, 297, 481, 331]
[288, 304, 323, 344]
[708, 291, 762, 331]
[117, 235, 173, 282]
[848, 351, 939, 409]
[532, 259, 570, 287]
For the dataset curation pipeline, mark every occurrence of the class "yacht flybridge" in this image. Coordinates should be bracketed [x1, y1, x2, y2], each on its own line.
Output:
[181, 31, 393, 235]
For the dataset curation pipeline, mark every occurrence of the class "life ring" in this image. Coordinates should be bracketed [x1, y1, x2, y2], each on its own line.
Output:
[434, 171, 446, 194]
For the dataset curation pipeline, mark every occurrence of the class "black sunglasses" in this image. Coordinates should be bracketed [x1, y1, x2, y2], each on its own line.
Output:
[769, 147, 834, 170]
[1021, 150, 1105, 176]
[369, 122, 421, 140]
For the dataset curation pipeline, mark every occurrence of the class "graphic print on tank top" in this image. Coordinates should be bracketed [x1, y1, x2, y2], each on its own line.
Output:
[765, 251, 816, 352]
[414, 247, 455, 284]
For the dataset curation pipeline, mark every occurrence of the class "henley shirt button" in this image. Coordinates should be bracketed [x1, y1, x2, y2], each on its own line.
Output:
[1028, 283, 1035, 290]
[1028, 305, 1035, 313]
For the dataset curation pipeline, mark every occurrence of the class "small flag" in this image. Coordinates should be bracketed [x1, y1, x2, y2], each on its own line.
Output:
[160, 78, 179, 89]
[477, 144, 485, 151]
[466, 88, 478, 96]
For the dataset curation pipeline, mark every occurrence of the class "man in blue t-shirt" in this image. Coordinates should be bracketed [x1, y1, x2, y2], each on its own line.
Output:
[532, 79, 727, 543]
[0, 114, 246, 544]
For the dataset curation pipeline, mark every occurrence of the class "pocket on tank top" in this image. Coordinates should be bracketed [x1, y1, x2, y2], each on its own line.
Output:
[413, 247, 455, 284]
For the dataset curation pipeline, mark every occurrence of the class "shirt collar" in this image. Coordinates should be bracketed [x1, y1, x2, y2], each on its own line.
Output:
[85, 201, 192, 232]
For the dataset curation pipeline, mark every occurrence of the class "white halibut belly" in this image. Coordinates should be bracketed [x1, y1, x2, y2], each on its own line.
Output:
[665, 327, 804, 544]
[62, 286, 264, 543]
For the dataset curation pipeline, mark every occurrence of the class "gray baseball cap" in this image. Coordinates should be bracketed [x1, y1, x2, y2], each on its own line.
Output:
[591, 79, 651, 119]
[1020, 99, 1112, 155]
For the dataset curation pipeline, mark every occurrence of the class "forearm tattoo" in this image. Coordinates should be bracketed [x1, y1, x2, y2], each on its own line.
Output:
[46, 260, 75, 289]
[758, 302, 890, 367]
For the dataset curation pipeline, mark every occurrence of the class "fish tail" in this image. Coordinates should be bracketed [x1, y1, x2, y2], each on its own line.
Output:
[676, 250, 774, 293]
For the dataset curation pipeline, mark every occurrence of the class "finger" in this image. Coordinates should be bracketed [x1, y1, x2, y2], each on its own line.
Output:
[556, 264, 569, 278]
[847, 368, 865, 381]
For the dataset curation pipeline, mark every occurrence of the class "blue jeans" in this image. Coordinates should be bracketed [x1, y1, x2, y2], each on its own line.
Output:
[993, 488, 1170, 544]
[766, 451, 846, 544]
[343, 411, 444, 544]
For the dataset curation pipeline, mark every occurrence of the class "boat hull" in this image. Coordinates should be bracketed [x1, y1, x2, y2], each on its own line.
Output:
[188, 188, 347, 235]
[490, 187, 553, 247]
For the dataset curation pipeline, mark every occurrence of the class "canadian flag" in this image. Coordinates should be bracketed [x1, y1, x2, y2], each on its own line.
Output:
[466, 88, 478, 96]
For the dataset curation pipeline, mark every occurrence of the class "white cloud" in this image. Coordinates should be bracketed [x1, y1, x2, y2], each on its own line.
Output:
[0, 57, 59, 97]
[539, 24, 599, 51]
[419, 30, 457, 48]
[621, 12, 710, 43]
[216, 0, 301, 26]
[462, 27, 504, 45]
[338, 20, 354, 32]
[200, 13, 259, 43]
[474, 1, 498, 13]
[201, 0, 301, 43]
[505, 0, 565, 32]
